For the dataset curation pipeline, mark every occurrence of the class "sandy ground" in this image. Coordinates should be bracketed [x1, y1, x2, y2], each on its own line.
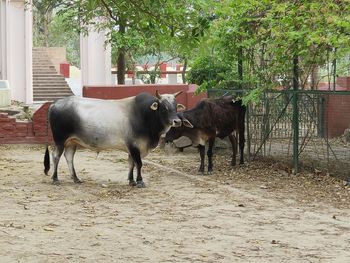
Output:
[0, 144, 350, 263]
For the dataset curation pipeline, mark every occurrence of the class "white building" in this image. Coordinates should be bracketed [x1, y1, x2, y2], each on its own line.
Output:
[0, 0, 33, 104]
[0, 0, 111, 104]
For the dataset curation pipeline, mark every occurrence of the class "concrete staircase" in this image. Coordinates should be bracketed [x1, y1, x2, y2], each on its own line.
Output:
[32, 48, 73, 102]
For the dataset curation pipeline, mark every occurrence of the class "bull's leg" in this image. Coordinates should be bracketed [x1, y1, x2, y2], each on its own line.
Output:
[128, 154, 136, 186]
[228, 134, 238, 166]
[207, 138, 215, 175]
[52, 145, 64, 185]
[128, 145, 144, 188]
[198, 144, 205, 175]
[64, 145, 81, 183]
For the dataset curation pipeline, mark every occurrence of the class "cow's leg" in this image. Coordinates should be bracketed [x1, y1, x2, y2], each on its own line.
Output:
[52, 144, 64, 185]
[228, 134, 238, 166]
[207, 138, 215, 175]
[128, 154, 136, 186]
[238, 127, 245, 165]
[64, 145, 81, 183]
[198, 144, 205, 175]
[128, 145, 144, 188]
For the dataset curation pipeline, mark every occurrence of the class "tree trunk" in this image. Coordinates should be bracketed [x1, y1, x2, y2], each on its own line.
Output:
[43, 16, 49, 47]
[310, 65, 318, 90]
[181, 58, 188, 84]
[238, 47, 243, 89]
[117, 18, 126, 84]
[117, 48, 126, 84]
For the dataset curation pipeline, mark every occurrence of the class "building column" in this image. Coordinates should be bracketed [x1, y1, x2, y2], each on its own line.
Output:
[80, 28, 112, 87]
[0, 0, 33, 104]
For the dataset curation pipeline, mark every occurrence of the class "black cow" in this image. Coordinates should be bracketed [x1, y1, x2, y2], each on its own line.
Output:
[44, 91, 184, 187]
[165, 96, 246, 174]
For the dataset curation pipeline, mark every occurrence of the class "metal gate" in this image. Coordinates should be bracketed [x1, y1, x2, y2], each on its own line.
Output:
[208, 89, 350, 180]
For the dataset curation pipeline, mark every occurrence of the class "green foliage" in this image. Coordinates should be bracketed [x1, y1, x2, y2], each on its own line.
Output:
[32, 2, 80, 66]
[188, 0, 350, 99]
[187, 55, 233, 92]
[54, 0, 212, 82]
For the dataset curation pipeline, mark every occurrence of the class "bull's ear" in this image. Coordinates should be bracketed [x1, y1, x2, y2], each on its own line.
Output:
[150, 101, 158, 111]
[155, 90, 162, 99]
[174, 91, 182, 97]
[183, 118, 194, 128]
[177, 103, 186, 111]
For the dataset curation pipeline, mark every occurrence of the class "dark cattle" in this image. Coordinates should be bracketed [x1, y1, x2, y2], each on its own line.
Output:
[165, 96, 246, 174]
[44, 91, 184, 188]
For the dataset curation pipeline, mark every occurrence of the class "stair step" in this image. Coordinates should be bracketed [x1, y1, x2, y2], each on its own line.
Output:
[33, 82, 68, 86]
[34, 96, 73, 101]
[33, 76, 65, 82]
[33, 77, 65, 80]
[33, 74, 63, 77]
[33, 48, 71, 102]
[34, 90, 73, 93]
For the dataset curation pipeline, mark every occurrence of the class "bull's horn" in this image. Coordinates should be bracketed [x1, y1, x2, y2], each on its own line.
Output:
[155, 90, 161, 99]
[174, 91, 182, 97]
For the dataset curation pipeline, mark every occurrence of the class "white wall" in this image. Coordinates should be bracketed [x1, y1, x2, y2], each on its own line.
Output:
[80, 29, 112, 87]
[0, 0, 32, 104]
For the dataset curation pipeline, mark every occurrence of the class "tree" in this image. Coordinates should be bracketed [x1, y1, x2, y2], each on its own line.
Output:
[187, 0, 350, 101]
[32, 0, 60, 47]
[55, 0, 211, 84]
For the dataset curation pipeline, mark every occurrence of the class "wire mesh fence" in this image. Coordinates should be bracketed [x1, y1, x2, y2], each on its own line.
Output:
[208, 89, 350, 180]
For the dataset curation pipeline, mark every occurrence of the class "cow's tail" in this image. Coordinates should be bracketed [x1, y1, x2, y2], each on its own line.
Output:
[44, 107, 50, 175]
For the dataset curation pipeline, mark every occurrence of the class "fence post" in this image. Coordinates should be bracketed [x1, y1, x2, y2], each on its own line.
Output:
[246, 104, 251, 162]
[292, 54, 299, 174]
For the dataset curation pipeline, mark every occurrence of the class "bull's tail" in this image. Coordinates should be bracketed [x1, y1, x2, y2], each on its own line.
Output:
[44, 145, 50, 175]
[44, 106, 50, 175]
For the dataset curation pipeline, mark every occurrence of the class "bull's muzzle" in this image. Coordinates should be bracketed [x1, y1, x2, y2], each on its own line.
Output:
[172, 118, 182, 127]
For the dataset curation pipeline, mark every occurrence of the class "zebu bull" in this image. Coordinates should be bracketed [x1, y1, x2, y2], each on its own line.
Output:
[165, 96, 246, 174]
[44, 91, 184, 188]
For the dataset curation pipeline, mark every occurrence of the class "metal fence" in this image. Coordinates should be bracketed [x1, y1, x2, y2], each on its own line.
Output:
[208, 89, 350, 180]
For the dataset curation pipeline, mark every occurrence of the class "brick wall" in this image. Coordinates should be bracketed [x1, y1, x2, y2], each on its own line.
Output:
[83, 84, 206, 109]
[0, 102, 52, 144]
[320, 77, 350, 138]
[0, 113, 33, 144]
[32, 102, 53, 144]
[324, 94, 350, 137]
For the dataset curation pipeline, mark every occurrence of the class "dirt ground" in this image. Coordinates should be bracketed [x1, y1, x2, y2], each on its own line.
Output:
[0, 144, 350, 263]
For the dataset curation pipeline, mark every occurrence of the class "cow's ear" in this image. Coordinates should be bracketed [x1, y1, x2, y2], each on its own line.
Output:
[177, 103, 186, 111]
[183, 118, 194, 128]
[150, 101, 158, 111]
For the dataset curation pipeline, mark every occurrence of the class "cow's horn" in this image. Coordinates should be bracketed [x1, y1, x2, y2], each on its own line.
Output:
[174, 91, 182, 97]
[183, 118, 194, 128]
[150, 101, 158, 111]
[155, 90, 161, 99]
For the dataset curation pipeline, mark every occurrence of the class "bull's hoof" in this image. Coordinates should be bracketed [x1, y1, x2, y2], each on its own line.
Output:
[52, 180, 60, 186]
[207, 170, 213, 175]
[129, 180, 137, 187]
[136, 181, 146, 188]
[44, 169, 49, 176]
[73, 178, 83, 184]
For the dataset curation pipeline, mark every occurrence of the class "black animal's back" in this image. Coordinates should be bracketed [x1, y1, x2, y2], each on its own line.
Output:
[184, 97, 245, 139]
